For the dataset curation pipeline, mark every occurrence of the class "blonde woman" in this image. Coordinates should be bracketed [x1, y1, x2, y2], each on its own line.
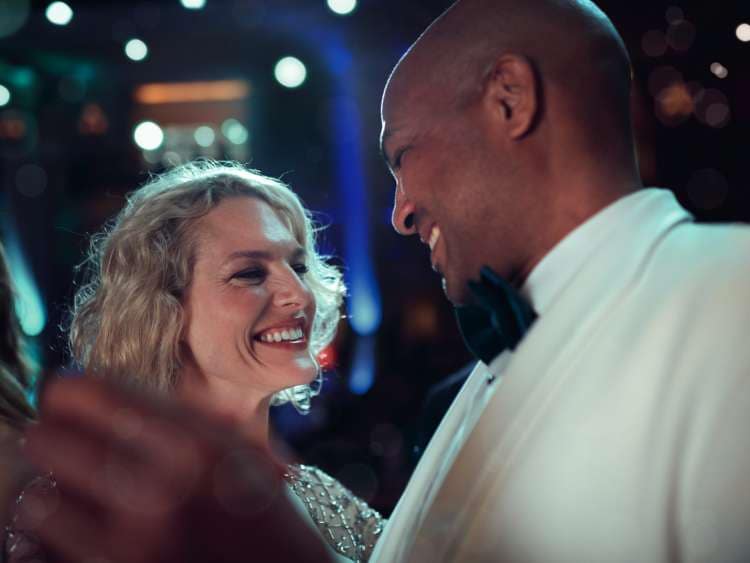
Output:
[6, 161, 383, 562]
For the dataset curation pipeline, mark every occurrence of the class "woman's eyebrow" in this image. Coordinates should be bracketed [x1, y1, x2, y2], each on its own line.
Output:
[224, 245, 306, 264]
[289, 246, 307, 262]
[225, 250, 274, 263]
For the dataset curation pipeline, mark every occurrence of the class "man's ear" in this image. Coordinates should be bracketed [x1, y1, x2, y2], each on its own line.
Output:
[483, 54, 539, 140]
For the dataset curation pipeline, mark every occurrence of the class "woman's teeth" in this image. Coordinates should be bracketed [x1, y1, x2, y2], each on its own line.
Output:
[258, 327, 304, 343]
[428, 225, 441, 251]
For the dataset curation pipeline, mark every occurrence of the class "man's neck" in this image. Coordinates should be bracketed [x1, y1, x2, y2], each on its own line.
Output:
[513, 176, 642, 288]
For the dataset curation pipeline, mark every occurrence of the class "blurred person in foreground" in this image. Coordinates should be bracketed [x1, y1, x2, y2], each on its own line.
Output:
[0, 241, 35, 434]
[6, 161, 382, 563]
[0, 240, 36, 531]
[18, 1, 750, 562]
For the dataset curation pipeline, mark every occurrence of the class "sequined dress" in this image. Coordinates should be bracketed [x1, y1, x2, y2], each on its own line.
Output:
[5, 466, 385, 563]
[284, 464, 384, 562]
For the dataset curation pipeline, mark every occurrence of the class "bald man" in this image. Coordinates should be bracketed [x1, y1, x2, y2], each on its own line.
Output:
[375, 0, 750, 562]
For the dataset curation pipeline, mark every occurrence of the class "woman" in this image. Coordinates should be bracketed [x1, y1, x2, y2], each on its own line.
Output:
[7, 160, 383, 562]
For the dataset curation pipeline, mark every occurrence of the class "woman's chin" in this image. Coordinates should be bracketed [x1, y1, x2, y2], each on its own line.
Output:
[283, 355, 318, 384]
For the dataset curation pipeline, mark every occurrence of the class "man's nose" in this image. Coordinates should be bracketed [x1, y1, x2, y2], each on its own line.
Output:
[391, 188, 417, 236]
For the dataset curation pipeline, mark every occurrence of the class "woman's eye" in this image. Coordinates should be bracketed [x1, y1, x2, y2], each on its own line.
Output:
[292, 263, 309, 276]
[233, 269, 266, 283]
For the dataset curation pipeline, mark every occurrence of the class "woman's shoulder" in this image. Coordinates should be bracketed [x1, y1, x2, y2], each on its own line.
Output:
[284, 464, 385, 562]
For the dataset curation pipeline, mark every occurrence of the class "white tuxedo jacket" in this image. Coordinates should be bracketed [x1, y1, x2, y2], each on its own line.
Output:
[375, 190, 750, 563]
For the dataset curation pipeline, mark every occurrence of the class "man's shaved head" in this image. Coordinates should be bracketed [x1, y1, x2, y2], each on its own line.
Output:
[384, 0, 633, 140]
[381, 0, 641, 302]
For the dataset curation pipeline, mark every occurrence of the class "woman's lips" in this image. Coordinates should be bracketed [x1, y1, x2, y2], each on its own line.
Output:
[254, 323, 308, 349]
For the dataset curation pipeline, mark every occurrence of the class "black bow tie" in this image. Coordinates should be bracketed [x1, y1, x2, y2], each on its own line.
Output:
[455, 266, 538, 364]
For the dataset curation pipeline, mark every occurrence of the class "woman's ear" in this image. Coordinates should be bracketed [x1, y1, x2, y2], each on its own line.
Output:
[482, 54, 539, 140]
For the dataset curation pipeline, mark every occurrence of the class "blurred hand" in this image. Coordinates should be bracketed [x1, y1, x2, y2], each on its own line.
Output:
[16, 377, 332, 563]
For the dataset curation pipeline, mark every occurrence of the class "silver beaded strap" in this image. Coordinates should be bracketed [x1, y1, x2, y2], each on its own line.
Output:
[284, 464, 384, 562]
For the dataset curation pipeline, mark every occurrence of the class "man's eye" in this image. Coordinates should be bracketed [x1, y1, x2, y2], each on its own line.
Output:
[292, 263, 309, 276]
[394, 149, 406, 168]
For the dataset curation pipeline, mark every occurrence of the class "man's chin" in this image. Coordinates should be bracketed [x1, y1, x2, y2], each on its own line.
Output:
[441, 275, 471, 305]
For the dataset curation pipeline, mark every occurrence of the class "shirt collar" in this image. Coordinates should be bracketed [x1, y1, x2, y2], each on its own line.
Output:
[520, 188, 684, 315]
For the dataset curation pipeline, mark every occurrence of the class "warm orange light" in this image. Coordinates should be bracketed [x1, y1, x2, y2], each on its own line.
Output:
[134, 80, 250, 104]
[79, 103, 109, 135]
[0, 118, 26, 139]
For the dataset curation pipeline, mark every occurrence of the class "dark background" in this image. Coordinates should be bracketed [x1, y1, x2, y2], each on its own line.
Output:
[1, 0, 748, 515]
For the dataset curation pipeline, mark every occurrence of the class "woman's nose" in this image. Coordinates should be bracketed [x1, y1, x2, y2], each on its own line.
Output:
[273, 270, 312, 310]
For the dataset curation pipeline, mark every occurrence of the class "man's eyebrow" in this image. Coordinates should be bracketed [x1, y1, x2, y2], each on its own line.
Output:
[380, 127, 396, 169]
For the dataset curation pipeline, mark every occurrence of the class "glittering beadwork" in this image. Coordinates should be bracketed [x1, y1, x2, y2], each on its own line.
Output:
[5, 467, 385, 563]
[4, 473, 55, 562]
[284, 464, 385, 562]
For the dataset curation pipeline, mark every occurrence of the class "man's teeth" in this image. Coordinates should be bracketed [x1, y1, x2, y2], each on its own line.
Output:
[259, 327, 304, 343]
[428, 225, 441, 251]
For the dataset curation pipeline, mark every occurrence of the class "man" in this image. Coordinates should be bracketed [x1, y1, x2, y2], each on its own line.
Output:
[15, 1, 750, 562]
[373, 0, 750, 562]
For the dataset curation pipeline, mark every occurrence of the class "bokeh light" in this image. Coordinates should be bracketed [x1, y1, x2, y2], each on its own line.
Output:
[221, 118, 249, 145]
[665, 6, 684, 24]
[0, 0, 30, 38]
[180, 0, 206, 9]
[642, 30, 667, 57]
[125, 38, 149, 62]
[694, 88, 731, 128]
[133, 121, 164, 150]
[78, 103, 109, 135]
[274, 56, 307, 89]
[0, 109, 38, 158]
[736, 23, 750, 42]
[161, 150, 182, 167]
[666, 19, 696, 52]
[15, 163, 47, 198]
[710, 62, 729, 79]
[194, 125, 215, 147]
[0, 85, 10, 107]
[654, 82, 693, 126]
[648, 66, 683, 97]
[45, 1, 73, 26]
[327, 0, 357, 16]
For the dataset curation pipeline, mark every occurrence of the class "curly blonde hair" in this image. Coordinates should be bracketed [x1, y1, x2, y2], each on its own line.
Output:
[70, 160, 345, 414]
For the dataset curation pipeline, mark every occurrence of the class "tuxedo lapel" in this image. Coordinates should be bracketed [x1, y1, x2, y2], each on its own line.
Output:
[408, 191, 692, 562]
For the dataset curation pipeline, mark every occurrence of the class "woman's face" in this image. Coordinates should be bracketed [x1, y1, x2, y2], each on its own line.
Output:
[180, 196, 317, 398]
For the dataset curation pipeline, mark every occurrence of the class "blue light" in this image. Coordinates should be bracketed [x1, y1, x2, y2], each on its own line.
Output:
[349, 335, 376, 395]
[4, 233, 46, 336]
[331, 93, 382, 336]
[349, 282, 382, 335]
